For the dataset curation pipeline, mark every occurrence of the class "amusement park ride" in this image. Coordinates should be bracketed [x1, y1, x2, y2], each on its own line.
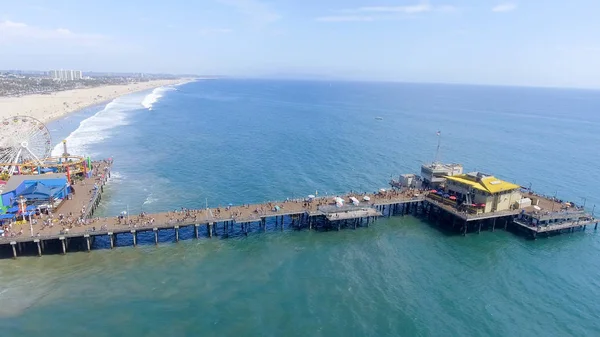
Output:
[0, 116, 89, 182]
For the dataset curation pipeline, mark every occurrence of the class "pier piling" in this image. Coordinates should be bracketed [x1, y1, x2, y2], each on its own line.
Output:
[174, 225, 179, 242]
[59, 237, 66, 255]
[10, 241, 17, 259]
[131, 230, 137, 247]
[35, 239, 41, 256]
[84, 234, 91, 252]
[153, 228, 158, 245]
[108, 232, 114, 249]
[194, 224, 199, 239]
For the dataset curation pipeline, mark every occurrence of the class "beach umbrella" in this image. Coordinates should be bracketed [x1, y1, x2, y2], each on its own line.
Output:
[430, 189, 437, 193]
[273, 205, 280, 211]
[443, 194, 450, 198]
[228, 203, 233, 206]
[363, 196, 371, 201]
[308, 194, 315, 199]
[449, 196, 457, 200]
[379, 188, 386, 192]
[336, 202, 343, 208]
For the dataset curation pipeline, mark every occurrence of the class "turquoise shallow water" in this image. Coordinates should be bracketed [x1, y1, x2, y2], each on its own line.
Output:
[1, 80, 599, 336]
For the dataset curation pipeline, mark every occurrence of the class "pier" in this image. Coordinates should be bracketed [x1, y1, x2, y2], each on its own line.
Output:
[0, 159, 597, 259]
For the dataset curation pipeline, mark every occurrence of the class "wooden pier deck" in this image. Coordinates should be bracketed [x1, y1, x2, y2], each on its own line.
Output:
[0, 158, 598, 258]
[0, 161, 427, 257]
[513, 219, 597, 234]
[423, 196, 521, 221]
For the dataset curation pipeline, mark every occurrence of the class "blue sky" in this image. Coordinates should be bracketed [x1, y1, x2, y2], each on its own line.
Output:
[1, 0, 600, 88]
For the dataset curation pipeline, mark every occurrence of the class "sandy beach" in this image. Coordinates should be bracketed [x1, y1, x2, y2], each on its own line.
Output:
[0, 79, 191, 123]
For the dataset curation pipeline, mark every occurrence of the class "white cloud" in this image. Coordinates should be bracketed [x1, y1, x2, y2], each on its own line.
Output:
[0, 20, 106, 44]
[218, 0, 281, 24]
[199, 28, 233, 35]
[357, 4, 433, 13]
[2, 20, 27, 28]
[492, 3, 517, 13]
[56, 28, 72, 35]
[317, 2, 456, 22]
[316, 16, 374, 22]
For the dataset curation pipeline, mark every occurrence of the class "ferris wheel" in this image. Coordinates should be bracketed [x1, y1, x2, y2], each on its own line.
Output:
[0, 116, 53, 175]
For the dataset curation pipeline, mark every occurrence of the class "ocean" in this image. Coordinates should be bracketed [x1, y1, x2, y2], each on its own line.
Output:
[1, 80, 599, 336]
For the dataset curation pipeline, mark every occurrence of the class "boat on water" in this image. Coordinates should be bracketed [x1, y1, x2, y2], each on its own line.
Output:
[375, 117, 383, 120]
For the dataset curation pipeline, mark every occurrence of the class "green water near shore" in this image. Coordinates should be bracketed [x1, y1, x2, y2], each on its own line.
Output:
[1, 217, 599, 336]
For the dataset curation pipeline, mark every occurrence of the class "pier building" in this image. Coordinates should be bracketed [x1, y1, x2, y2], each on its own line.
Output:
[420, 162, 463, 188]
[444, 172, 522, 213]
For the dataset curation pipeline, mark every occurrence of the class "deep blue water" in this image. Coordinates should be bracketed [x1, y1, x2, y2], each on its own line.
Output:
[1, 80, 599, 336]
[53, 80, 600, 214]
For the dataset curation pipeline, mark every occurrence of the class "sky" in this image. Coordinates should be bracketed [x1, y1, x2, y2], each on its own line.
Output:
[1, 0, 600, 88]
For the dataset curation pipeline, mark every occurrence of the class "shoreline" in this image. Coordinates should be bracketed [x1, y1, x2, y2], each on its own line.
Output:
[0, 78, 195, 124]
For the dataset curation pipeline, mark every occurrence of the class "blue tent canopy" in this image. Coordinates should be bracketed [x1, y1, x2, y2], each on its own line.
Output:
[21, 182, 51, 196]
[7, 206, 19, 213]
[26, 205, 37, 211]
[18, 182, 62, 200]
[0, 214, 15, 220]
[22, 211, 35, 217]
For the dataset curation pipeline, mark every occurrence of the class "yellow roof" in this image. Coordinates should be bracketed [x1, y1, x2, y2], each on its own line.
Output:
[446, 175, 488, 192]
[446, 175, 520, 194]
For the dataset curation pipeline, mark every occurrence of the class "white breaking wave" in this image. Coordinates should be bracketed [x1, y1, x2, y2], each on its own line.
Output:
[51, 94, 146, 157]
[143, 192, 159, 205]
[141, 86, 176, 110]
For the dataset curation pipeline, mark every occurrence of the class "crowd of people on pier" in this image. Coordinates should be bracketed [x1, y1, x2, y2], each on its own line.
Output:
[1, 181, 425, 239]
[0, 160, 113, 239]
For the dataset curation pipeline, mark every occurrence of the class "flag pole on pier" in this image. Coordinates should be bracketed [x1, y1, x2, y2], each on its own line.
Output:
[434, 131, 441, 164]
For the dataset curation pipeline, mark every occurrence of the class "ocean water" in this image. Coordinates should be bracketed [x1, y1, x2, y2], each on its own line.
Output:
[1, 80, 600, 336]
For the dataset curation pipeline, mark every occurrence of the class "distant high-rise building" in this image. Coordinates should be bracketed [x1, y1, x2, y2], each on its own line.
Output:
[49, 69, 83, 81]
[49, 70, 60, 79]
